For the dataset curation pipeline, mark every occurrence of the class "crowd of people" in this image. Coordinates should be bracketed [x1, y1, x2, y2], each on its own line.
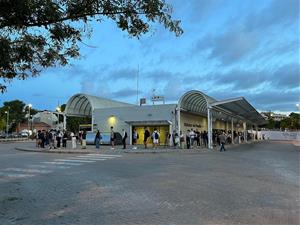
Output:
[35, 126, 249, 151]
[35, 129, 87, 150]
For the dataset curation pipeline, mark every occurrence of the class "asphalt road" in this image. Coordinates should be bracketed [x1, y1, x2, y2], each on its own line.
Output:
[0, 141, 299, 225]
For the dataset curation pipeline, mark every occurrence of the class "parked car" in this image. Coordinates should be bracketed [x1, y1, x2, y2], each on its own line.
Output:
[19, 132, 29, 137]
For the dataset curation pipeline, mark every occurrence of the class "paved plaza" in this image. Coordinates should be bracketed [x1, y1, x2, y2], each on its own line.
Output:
[0, 141, 299, 225]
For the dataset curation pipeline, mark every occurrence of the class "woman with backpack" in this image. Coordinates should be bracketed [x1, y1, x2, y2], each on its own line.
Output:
[152, 128, 160, 149]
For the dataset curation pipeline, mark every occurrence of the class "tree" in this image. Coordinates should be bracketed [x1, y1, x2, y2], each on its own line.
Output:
[0, 0, 183, 92]
[280, 113, 300, 130]
[0, 117, 5, 132]
[0, 100, 39, 132]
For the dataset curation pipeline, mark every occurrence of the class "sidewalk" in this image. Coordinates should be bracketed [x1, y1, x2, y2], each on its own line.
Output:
[14, 141, 260, 154]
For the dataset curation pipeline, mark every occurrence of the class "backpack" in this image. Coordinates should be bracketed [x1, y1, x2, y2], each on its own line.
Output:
[113, 132, 116, 139]
[154, 132, 159, 139]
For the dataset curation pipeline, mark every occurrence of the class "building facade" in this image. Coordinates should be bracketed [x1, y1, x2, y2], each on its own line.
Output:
[65, 91, 266, 149]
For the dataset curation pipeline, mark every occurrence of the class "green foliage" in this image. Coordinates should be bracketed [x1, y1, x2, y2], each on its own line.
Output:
[0, 0, 183, 92]
[0, 117, 6, 132]
[0, 100, 38, 132]
[280, 113, 300, 130]
[66, 117, 91, 133]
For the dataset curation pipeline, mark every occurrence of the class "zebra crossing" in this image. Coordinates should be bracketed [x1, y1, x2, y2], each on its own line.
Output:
[0, 154, 122, 182]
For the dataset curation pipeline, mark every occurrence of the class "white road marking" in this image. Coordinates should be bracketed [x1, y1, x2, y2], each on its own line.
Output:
[54, 159, 95, 163]
[70, 157, 107, 161]
[3, 168, 51, 174]
[43, 161, 82, 166]
[76, 156, 116, 159]
[0, 171, 35, 178]
[28, 165, 71, 169]
[86, 154, 122, 157]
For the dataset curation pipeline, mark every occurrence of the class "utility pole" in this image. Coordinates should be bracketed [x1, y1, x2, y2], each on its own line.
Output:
[136, 64, 139, 105]
[4, 110, 9, 137]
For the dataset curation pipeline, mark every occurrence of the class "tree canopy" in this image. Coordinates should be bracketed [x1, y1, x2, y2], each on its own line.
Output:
[0, 100, 38, 132]
[0, 0, 183, 92]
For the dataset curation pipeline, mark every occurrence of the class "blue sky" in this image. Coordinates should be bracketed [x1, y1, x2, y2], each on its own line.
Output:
[1, 0, 299, 113]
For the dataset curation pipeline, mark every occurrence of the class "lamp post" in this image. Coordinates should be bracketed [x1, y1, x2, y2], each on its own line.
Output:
[56, 106, 66, 130]
[296, 103, 300, 110]
[4, 110, 9, 137]
[27, 104, 32, 132]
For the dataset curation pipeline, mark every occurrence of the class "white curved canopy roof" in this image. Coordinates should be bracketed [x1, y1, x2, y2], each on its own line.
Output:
[178, 90, 216, 116]
[65, 93, 132, 117]
[178, 90, 266, 125]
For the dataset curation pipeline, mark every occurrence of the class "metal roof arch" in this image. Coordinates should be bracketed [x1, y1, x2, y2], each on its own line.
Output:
[65, 93, 133, 117]
[178, 90, 216, 115]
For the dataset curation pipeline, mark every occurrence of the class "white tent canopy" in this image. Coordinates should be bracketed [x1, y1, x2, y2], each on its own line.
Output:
[65, 93, 132, 117]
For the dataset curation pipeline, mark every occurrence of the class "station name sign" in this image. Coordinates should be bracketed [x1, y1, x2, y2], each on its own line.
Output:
[184, 123, 201, 128]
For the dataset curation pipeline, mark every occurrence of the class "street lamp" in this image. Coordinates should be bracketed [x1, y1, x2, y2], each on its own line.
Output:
[296, 103, 300, 110]
[27, 104, 32, 132]
[55, 106, 66, 130]
[4, 110, 9, 137]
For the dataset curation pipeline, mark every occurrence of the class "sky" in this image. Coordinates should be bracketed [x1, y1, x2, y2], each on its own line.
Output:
[1, 0, 299, 114]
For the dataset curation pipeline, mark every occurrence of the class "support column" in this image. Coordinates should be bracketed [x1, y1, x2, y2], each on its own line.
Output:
[129, 125, 132, 145]
[243, 122, 247, 142]
[208, 107, 213, 149]
[177, 106, 181, 136]
[63, 114, 67, 131]
[91, 110, 94, 132]
[169, 124, 173, 147]
[226, 121, 228, 133]
[255, 125, 258, 141]
[231, 117, 234, 144]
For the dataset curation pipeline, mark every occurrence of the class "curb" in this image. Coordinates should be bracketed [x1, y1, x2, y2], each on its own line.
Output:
[15, 147, 97, 154]
[14, 141, 262, 154]
[124, 149, 212, 154]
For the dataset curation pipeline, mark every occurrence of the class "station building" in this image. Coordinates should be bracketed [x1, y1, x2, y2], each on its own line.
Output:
[65, 90, 266, 149]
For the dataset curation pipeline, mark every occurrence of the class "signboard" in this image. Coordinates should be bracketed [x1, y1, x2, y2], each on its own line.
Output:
[183, 123, 202, 128]
[140, 98, 146, 106]
[151, 95, 165, 104]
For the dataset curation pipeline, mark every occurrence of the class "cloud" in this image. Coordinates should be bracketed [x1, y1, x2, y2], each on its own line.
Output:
[110, 88, 140, 98]
[245, 0, 299, 31]
[109, 68, 138, 80]
[273, 63, 300, 88]
[145, 70, 180, 82]
[194, 25, 260, 65]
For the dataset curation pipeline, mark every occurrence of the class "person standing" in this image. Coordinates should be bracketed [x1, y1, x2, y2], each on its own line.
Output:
[62, 130, 67, 148]
[122, 129, 128, 149]
[110, 126, 115, 149]
[186, 130, 191, 149]
[56, 130, 62, 149]
[143, 127, 150, 149]
[219, 132, 227, 152]
[189, 129, 195, 148]
[132, 128, 138, 149]
[180, 131, 185, 149]
[71, 131, 76, 149]
[152, 128, 160, 149]
[81, 130, 87, 149]
[95, 130, 101, 149]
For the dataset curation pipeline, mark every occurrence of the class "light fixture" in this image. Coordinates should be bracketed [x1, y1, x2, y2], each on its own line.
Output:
[108, 115, 116, 126]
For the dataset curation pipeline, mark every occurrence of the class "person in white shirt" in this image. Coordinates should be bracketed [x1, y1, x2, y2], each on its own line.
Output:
[132, 128, 138, 149]
[189, 129, 195, 148]
[71, 132, 76, 149]
[152, 128, 160, 149]
[122, 129, 128, 149]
